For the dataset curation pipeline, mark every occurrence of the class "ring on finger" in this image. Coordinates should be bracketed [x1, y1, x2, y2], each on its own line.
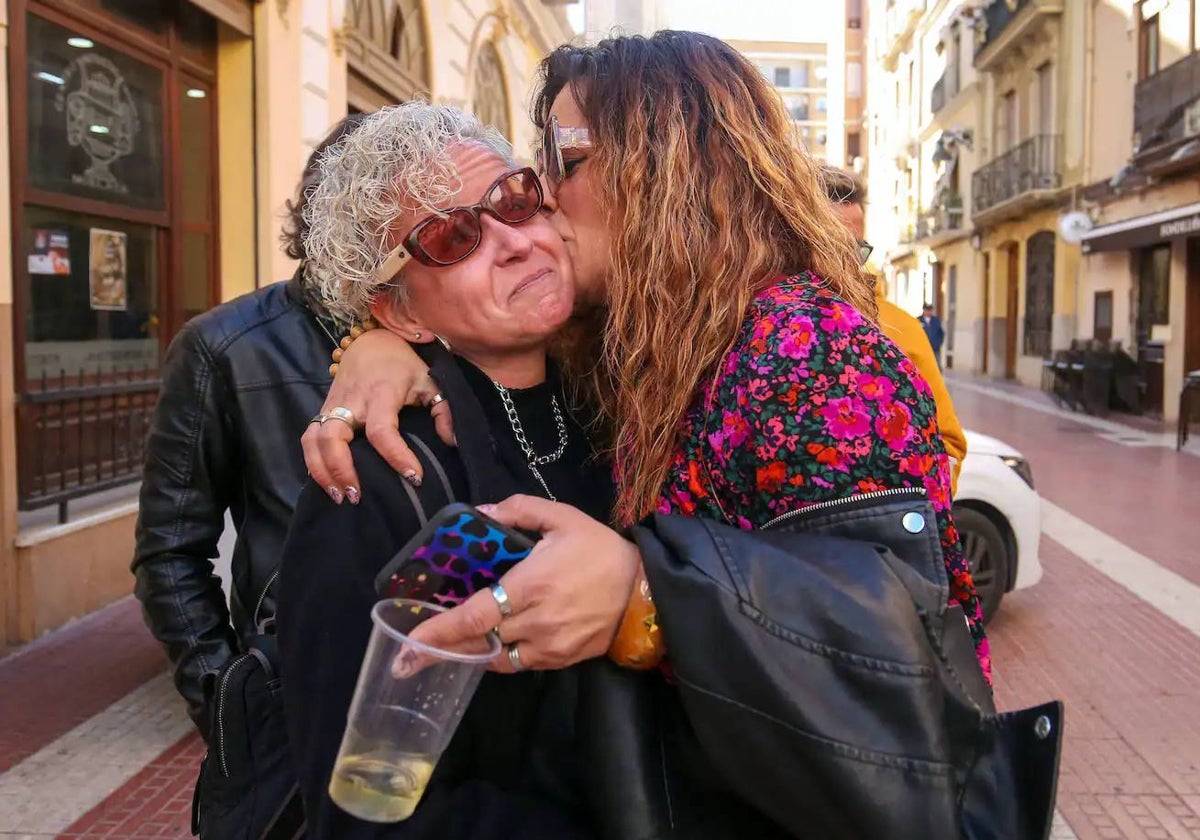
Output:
[507, 643, 525, 672]
[489, 584, 513, 618]
[309, 413, 328, 425]
[427, 392, 446, 408]
[324, 406, 359, 431]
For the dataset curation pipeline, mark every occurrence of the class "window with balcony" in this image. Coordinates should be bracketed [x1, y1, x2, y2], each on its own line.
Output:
[774, 66, 791, 87]
[1036, 62, 1054, 135]
[848, 131, 862, 159]
[997, 90, 1018, 152]
[1138, 7, 1161, 81]
[848, 62, 863, 97]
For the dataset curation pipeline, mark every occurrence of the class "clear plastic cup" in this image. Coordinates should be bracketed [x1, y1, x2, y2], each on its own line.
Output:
[328, 599, 500, 823]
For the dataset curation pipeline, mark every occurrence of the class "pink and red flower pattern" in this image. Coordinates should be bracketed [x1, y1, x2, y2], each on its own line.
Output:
[656, 275, 991, 682]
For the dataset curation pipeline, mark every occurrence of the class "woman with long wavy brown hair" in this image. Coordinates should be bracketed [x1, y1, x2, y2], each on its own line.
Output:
[305, 30, 986, 684]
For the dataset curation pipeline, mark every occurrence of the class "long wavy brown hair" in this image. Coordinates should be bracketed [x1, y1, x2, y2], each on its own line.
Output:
[533, 32, 876, 525]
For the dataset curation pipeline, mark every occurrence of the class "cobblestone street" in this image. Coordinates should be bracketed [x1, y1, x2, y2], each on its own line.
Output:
[1, 374, 1199, 838]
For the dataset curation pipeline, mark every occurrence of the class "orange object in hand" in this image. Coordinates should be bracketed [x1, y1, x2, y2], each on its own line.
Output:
[607, 565, 665, 670]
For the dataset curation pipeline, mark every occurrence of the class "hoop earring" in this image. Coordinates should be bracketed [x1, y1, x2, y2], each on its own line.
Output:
[435, 334, 452, 351]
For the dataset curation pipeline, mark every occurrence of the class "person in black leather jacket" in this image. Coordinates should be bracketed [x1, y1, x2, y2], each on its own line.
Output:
[130, 114, 366, 737]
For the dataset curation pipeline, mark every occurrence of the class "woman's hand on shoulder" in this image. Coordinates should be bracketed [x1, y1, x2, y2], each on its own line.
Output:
[302, 329, 456, 503]
[409, 495, 641, 672]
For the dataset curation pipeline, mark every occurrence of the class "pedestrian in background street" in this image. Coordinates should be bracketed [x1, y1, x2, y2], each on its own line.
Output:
[920, 302, 946, 367]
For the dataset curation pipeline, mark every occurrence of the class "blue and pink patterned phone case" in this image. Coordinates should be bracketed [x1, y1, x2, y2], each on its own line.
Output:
[374, 503, 536, 607]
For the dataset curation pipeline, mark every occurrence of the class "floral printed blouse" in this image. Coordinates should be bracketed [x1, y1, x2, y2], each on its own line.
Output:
[656, 274, 991, 682]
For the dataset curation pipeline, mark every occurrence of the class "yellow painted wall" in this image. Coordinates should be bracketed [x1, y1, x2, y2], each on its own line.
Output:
[217, 25, 257, 302]
[0, 0, 19, 644]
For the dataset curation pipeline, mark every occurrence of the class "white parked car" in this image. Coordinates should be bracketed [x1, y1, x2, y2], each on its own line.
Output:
[953, 431, 1043, 623]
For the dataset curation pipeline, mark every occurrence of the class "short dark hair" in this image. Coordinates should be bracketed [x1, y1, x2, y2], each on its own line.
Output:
[819, 165, 865, 206]
[280, 112, 369, 261]
[923, 302, 934, 310]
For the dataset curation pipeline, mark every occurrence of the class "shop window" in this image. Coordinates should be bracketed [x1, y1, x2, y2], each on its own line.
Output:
[1023, 231, 1055, 357]
[1094, 291, 1114, 343]
[11, 1, 218, 515]
[1136, 245, 1171, 345]
[25, 14, 166, 211]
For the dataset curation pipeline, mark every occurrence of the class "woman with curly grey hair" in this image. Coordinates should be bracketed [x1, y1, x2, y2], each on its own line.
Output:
[277, 101, 613, 839]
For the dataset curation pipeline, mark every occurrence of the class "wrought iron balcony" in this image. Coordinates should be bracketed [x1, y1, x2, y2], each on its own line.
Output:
[971, 134, 1061, 215]
[1134, 49, 1200, 155]
[916, 201, 965, 240]
[974, 0, 1062, 71]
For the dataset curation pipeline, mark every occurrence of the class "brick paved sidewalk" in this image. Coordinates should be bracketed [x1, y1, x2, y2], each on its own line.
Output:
[2, 376, 1199, 838]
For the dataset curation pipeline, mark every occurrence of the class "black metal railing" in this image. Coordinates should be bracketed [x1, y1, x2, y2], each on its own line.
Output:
[930, 66, 960, 115]
[17, 366, 159, 521]
[1134, 49, 1200, 151]
[916, 202, 965, 239]
[971, 134, 1061, 214]
[975, 0, 1030, 59]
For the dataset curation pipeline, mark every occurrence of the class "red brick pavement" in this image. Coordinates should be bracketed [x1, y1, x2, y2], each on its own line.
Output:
[0, 597, 166, 774]
[4, 379, 1199, 839]
[57, 733, 203, 839]
[991, 537, 1200, 839]
[949, 380, 1200, 588]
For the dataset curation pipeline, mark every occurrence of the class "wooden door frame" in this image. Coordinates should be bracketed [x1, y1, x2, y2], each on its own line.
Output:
[1005, 242, 1020, 379]
[982, 252, 991, 374]
[1186, 237, 1200, 375]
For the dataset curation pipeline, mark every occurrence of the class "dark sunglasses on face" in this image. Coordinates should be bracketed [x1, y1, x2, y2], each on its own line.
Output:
[858, 241, 874, 265]
[374, 167, 544, 282]
[535, 115, 593, 195]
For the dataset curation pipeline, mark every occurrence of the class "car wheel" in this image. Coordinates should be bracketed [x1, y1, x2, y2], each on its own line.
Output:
[953, 506, 1010, 624]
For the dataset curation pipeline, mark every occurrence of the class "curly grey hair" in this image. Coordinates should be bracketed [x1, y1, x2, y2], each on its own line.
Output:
[303, 101, 514, 323]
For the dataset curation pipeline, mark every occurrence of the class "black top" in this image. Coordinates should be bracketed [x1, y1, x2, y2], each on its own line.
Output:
[278, 348, 613, 840]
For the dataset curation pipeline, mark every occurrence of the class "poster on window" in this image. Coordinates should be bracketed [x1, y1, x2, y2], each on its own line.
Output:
[28, 229, 72, 275]
[89, 228, 127, 311]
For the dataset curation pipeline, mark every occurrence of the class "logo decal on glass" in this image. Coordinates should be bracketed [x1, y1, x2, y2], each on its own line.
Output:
[55, 54, 140, 195]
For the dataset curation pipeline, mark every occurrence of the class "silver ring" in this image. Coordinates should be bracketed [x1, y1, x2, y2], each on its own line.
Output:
[507, 643, 525, 672]
[309, 414, 328, 425]
[489, 584, 513, 618]
[427, 393, 446, 408]
[325, 406, 358, 430]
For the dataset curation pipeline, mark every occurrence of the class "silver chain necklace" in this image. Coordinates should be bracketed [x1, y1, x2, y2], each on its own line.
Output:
[492, 381, 568, 502]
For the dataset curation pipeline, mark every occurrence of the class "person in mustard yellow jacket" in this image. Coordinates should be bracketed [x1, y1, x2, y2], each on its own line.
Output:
[822, 167, 967, 494]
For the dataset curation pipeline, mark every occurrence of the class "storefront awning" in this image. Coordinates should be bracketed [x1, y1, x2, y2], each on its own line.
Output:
[1081, 201, 1200, 253]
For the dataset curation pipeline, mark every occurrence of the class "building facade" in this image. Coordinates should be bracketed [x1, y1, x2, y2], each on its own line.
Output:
[0, 0, 575, 645]
[1074, 0, 1200, 419]
[867, 0, 1198, 415]
[868, 0, 1087, 383]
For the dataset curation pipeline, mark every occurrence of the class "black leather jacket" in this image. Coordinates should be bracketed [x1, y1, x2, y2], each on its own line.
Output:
[132, 273, 336, 736]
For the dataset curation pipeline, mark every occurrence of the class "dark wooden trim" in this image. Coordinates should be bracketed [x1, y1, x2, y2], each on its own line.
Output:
[9, 2, 32, 394]
[31, 0, 173, 65]
[184, 0, 252, 36]
[25, 189, 171, 227]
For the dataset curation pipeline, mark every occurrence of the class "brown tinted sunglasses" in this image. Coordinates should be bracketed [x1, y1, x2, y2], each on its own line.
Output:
[375, 167, 544, 282]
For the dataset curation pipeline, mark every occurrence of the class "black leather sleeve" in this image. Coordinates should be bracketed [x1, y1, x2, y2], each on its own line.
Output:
[132, 323, 240, 738]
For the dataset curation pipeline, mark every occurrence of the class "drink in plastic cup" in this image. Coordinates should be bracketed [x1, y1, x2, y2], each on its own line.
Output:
[328, 599, 500, 823]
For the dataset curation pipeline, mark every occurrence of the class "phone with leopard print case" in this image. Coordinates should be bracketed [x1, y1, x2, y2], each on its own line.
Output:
[374, 502, 536, 607]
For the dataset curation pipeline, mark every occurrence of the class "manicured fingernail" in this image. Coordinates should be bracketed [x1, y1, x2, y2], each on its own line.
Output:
[403, 470, 422, 487]
[328, 486, 344, 504]
[345, 487, 360, 505]
[477, 504, 496, 514]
